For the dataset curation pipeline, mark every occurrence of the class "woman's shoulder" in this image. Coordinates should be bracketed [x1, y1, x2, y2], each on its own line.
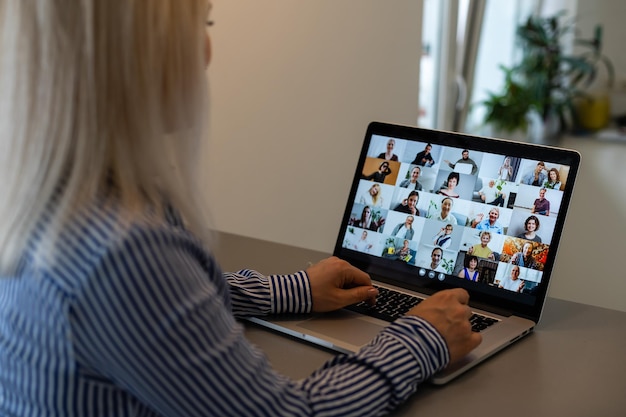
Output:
[101, 205, 209, 262]
[45, 202, 214, 293]
[71, 202, 189, 247]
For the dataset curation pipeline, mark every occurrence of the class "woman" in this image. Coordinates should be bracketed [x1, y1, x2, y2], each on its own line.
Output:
[351, 206, 384, 231]
[468, 231, 495, 260]
[353, 230, 373, 253]
[517, 215, 542, 243]
[433, 224, 454, 249]
[393, 190, 421, 216]
[397, 239, 410, 256]
[399, 165, 423, 190]
[0, 2, 479, 416]
[362, 160, 392, 183]
[437, 172, 460, 198]
[498, 157, 513, 181]
[458, 256, 480, 282]
[543, 168, 562, 190]
[377, 138, 399, 161]
[359, 183, 384, 207]
[396, 239, 413, 262]
[430, 197, 458, 225]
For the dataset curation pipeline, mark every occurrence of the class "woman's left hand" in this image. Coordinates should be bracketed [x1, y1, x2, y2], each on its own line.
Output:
[306, 257, 378, 312]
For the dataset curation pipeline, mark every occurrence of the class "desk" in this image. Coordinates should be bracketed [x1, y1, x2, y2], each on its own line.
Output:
[214, 232, 626, 417]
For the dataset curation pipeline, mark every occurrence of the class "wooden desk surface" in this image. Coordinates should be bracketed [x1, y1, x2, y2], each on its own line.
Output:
[214, 232, 626, 417]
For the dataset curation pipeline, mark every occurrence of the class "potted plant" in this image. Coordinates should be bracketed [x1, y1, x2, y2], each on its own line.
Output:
[573, 25, 615, 130]
[494, 179, 505, 195]
[441, 256, 454, 275]
[482, 12, 614, 142]
[384, 237, 396, 255]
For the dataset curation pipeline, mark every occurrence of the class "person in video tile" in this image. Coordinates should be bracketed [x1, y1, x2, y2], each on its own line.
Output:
[543, 168, 562, 190]
[350, 206, 385, 232]
[521, 161, 547, 186]
[377, 138, 399, 161]
[411, 143, 435, 167]
[352, 230, 374, 253]
[437, 172, 461, 198]
[426, 247, 447, 273]
[517, 215, 542, 243]
[393, 191, 421, 216]
[457, 255, 480, 282]
[433, 224, 454, 249]
[499, 265, 526, 292]
[510, 242, 539, 269]
[431, 197, 457, 225]
[498, 157, 513, 181]
[395, 239, 416, 264]
[399, 165, 424, 191]
[471, 207, 503, 234]
[391, 215, 415, 240]
[531, 188, 550, 216]
[362, 160, 392, 183]
[359, 183, 385, 207]
[468, 231, 496, 260]
[478, 179, 505, 207]
[444, 149, 478, 175]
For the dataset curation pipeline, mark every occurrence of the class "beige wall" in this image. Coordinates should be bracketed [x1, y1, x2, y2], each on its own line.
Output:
[548, 136, 626, 313]
[206, 1, 424, 251]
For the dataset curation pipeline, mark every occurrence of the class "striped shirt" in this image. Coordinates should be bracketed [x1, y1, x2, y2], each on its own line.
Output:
[0, 203, 449, 417]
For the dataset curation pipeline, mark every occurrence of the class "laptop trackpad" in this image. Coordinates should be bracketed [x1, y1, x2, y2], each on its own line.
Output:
[298, 311, 386, 347]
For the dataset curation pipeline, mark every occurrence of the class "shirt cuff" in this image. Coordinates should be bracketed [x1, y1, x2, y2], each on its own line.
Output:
[267, 270, 313, 314]
[324, 315, 451, 410]
[382, 315, 450, 383]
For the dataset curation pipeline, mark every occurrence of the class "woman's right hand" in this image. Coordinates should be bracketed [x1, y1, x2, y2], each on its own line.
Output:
[406, 289, 482, 364]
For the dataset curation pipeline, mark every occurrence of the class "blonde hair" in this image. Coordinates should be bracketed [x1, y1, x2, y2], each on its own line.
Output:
[0, 1, 210, 273]
[369, 183, 381, 205]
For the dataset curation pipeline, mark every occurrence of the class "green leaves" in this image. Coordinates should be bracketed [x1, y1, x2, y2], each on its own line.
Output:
[482, 12, 613, 134]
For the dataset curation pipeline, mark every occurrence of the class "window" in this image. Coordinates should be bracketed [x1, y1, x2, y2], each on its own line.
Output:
[419, 0, 553, 135]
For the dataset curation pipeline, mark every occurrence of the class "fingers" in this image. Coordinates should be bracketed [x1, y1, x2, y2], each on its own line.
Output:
[307, 257, 374, 312]
[407, 289, 481, 363]
[453, 288, 470, 304]
[324, 256, 371, 287]
[468, 331, 483, 351]
[345, 286, 379, 306]
[434, 287, 470, 305]
[344, 265, 372, 287]
[333, 258, 376, 304]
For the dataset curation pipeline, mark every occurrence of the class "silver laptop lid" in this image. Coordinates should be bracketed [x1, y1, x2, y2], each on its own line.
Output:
[333, 122, 580, 323]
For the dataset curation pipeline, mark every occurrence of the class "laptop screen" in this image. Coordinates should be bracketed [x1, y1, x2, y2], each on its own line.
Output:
[333, 122, 580, 322]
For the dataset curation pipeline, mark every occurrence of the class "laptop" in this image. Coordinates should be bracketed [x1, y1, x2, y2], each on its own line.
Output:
[247, 121, 580, 384]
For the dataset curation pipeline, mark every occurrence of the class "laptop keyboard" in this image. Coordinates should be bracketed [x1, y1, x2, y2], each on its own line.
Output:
[346, 285, 499, 332]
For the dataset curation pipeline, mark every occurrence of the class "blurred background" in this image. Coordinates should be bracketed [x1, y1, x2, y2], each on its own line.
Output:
[207, 0, 626, 312]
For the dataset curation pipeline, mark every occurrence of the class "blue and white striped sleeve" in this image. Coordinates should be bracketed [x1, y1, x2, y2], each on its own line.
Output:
[223, 269, 312, 317]
[75, 225, 448, 417]
[301, 317, 449, 415]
